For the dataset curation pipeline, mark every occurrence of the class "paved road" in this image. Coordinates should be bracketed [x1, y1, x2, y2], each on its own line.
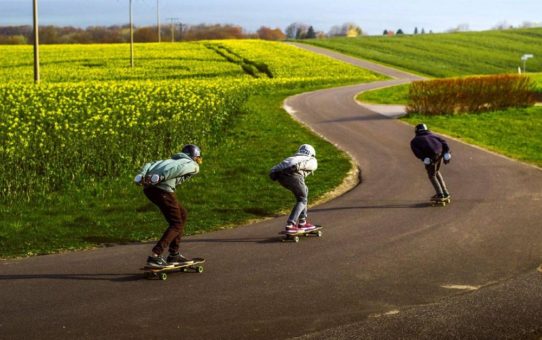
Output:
[1, 45, 541, 340]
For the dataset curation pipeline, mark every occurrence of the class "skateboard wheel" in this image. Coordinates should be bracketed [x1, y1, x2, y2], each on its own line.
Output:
[159, 273, 167, 281]
[293, 236, 300, 243]
[316, 230, 322, 237]
[196, 266, 204, 273]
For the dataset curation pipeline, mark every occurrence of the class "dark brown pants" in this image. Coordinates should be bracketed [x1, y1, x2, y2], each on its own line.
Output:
[143, 186, 187, 256]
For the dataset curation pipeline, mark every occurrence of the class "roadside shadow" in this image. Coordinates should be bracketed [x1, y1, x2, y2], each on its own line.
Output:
[322, 113, 391, 123]
[184, 237, 279, 244]
[0, 273, 142, 282]
[311, 202, 430, 212]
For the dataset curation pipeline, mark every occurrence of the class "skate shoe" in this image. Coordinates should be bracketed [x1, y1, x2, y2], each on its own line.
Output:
[146, 255, 174, 268]
[285, 225, 302, 234]
[431, 194, 445, 201]
[298, 221, 317, 231]
[167, 253, 194, 265]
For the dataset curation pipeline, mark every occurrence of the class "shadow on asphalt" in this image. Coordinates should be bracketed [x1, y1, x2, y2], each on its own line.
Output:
[184, 237, 279, 244]
[0, 274, 142, 282]
[312, 202, 431, 212]
[322, 113, 391, 123]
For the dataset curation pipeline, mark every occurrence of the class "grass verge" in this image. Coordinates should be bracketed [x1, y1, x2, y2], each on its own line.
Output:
[0, 86, 352, 258]
[403, 107, 542, 167]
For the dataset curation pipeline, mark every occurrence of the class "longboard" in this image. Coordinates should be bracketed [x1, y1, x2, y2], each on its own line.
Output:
[141, 258, 205, 280]
[279, 226, 323, 243]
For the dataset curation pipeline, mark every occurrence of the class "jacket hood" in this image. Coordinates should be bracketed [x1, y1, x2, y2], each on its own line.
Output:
[416, 130, 430, 136]
[171, 152, 192, 160]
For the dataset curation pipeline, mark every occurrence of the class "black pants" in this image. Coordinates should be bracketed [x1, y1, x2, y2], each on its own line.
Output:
[425, 157, 448, 195]
[143, 186, 187, 256]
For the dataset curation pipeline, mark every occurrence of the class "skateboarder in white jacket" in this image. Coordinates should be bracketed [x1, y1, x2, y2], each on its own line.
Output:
[269, 144, 318, 234]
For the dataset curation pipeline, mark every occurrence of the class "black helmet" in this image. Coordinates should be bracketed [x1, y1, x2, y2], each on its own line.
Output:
[415, 123, 428, 134]
[181, 144, 201, 160]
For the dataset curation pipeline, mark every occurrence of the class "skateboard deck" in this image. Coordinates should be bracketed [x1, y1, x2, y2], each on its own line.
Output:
[279, 226, 323, 243]
[141, 258, 205, 280]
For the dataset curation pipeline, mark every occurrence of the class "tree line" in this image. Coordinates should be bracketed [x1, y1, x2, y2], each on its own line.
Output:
[0, 24, 287, 44]
[0, 22, 365, 44]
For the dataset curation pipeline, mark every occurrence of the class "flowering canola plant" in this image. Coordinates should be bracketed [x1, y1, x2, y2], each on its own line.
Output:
[0, 40, 381, 200]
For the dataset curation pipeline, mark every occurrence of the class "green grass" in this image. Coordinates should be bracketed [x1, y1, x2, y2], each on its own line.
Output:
[0, 86, 352, 258]
[403, 107, 542, 167]
[357, 83, 410, 104]
[303, 28, 542, 78]
[0, 40, 381, 258]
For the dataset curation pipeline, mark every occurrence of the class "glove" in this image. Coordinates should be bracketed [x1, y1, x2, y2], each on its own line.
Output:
[150, 174, 161, 184]
[134, 174, 143, 185]
[423, 157, 431, 165]
[443, 152, 451, 164]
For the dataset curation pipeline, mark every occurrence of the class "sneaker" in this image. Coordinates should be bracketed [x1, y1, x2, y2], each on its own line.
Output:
[285, 225, 302, 234]
[431, 194, 445, 201]
[167, 253, 194, 265]
[146, 255, 174, 268]
[298, 221, 317, 231]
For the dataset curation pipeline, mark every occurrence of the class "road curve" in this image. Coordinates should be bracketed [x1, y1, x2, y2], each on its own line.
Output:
[1, 45, 541, 340]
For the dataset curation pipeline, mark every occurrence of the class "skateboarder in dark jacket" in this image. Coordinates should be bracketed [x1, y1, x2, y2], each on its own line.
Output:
[410, 124, 451, 201]
[134, 144, 202, 268]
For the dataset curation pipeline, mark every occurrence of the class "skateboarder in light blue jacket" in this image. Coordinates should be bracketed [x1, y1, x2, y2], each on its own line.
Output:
[269, 144, 318, 234]
[134, 144, 202, 268]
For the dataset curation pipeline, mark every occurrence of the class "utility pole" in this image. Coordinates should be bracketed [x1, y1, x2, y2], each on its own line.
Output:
[167, 18, 179, 42]
[129, 0, 134, 67]
[157, 0, 161, 43]
[32, 0, 40, 83]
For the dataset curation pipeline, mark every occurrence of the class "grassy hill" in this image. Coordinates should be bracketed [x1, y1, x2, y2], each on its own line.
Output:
[307, 30, 542, 168]
[304, 28, 542, 77]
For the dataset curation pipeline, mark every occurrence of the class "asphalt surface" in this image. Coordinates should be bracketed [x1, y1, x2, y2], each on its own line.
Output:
[1, 44, 542, 340]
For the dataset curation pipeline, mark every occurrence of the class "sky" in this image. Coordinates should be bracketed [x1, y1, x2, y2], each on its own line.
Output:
[1, 0, 541, 35]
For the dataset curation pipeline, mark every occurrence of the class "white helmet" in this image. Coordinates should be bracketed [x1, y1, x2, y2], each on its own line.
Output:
[298, 144, 316, 157]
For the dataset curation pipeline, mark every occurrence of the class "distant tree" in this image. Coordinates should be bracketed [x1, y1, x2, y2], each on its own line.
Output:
[0, 35, 27, 44]
[383, 29, 388, 35]
[39, 26, 61, 44]
[328, 25, 342, 37]
[396, 28, 404, 35]
[134, 27, 158, 42]
[328, 23, 362, 37]
[344, 23, 362, 37]
[183, 24, 244, 41]
[493, 21, 512, 30]
[414, 27, 418, 35]
[285, 23, 309, 39]
[256, 26, 286, 40]
[519, 21, 540, 28]
[421, 28, 426, 34]
[306, 26, 316, 39]
[447, 23, 469, 33]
